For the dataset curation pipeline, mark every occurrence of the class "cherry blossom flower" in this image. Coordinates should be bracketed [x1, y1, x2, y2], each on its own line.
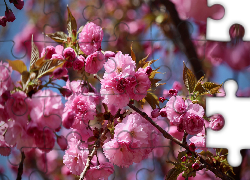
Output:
[85, 51, 105, 74]
[79, 22, 103, 55]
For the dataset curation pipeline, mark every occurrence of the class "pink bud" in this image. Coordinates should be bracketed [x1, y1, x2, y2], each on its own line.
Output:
[57, 135, 68, 150]
[73, 57, 84, 71]
[159, 96, 165, 103]
[62, 111, 75, 129]
[151, 108, 160, 118]
[160, 109, 167, 117]
[5, 9, 15, 22]
[181, 156, 186, 162]
[14, 0, 24, 10]
[0, 16, 7, 27]
[63, 61, 73, 68]
[145, 66, 152, 76]
[1, 91, 11, 101]
[189, 143, 196, 152]
[192, 163, 199, 170]
[59, 88, 72, 97]
[104, 51, 115, 59]
[53, 67, 68, 79]
[168, 89, 178, 96]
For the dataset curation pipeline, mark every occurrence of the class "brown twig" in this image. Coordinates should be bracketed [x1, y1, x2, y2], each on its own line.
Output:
[79, 108, 120, 180]
[16, 151, 25, 180]
[128, 103, 232, 180]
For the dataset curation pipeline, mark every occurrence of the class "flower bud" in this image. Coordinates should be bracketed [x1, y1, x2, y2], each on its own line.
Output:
[104, 51, 115, 59]
[159, 96, 165, 103]
[0, 16, 7, 27]
[192, 162, 200, 170]
[57, 135, 68, 150]
[189, 143, 196, 152]
[145, 66, 152, 76]
[151, 108, 160, 118]
[14, 0, 24, 10]
[5, 9, 15, 22]
[168, 89, 178, 96]
[53, 67, 68, 79]
[59, 88, 72, 97]
[62, 111, 75, 129]
[1, 91, 11, 102]
[160, 109, 167, 117]
[181, 156, 186, 162]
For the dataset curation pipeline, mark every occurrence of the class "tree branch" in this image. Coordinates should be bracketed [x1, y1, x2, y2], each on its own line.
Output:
[16, 151, 25, 180]
[128, 103, 232, 180]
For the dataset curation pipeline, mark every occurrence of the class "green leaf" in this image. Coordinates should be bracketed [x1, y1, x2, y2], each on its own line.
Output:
[77, 25, 84, 35]
[194, 81, 207, 95]
[199, 150, 214, 157]
[202, 82, 222, 95]
[183, 62, 197, 93]
[7, 60, 27, 74]
[144, 92, 160, 109]
[165, 167, 184, 180]
[130, 44, 136, 63]
[46, 31, 68, 43]
[67, 6, 77, 37]
[37, 60, 65, 78]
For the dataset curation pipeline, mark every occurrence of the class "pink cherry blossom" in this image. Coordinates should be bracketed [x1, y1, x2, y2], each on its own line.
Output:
[30, 90, 63, 130]
[0, 61, 13, 96]
[79, 22, 103, 55]
[63, 138, 89, 175]
[34, 129, 55, 153]
[71, 121, 93, 142]
[103, 139, 134, 168]
[73, 55, 85, 71]
[51, 54, 64, 60]
[209, 114, 225, 131]
[85, 51, 105, 74]
[114, 113, 149, 145]
[183, 111, 204, 135]
[166, 96, 191, 125]
[62, 109, 75, 129]
[100, 75, 130, 110]
[103, 51, 136, 79]
[63, 47, 77, 61]
[85, 162, 114, 180]
[104, 51, 115, 59]
[64, 80, 96, 95]
[63, 92, 97, 128]
[189, 132, 206, 150]
[5, 122, 34, 152]
[41, 46, 56, 60]
[6, 91, 33, 127]
[127, 68, 151, 101]
[55, 45, 64, 55]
